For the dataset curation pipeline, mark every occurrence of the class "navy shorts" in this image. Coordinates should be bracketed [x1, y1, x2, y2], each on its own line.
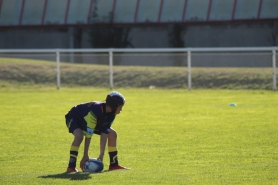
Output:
[65, 115, 80, 133]
[65, 114, 101, 135]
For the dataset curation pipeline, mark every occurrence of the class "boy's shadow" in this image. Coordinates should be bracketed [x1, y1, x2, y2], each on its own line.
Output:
[38, 170, 110, 181]
[39, 172, 92, 181]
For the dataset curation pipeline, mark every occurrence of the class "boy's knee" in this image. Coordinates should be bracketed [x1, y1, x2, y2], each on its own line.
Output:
[109, 129, 117, 139]
[73, 129, 84, 144]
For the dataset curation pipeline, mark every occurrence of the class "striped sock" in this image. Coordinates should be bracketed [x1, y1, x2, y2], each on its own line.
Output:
[68, 146, 79, 168]
[108, 146, 118, 166]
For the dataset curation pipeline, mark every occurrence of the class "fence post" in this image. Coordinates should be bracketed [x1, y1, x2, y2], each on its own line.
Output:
[273, 48, 277, 91]
[109, 49, 114, 90]
[187, 49, 192, 90]
[56, 50, 61, 90]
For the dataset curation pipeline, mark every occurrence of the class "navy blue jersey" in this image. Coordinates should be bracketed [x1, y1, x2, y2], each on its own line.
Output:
[65, 101, 115, 138]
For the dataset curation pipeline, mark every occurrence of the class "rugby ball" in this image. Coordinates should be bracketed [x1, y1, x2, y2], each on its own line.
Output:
[83, 158, 104, 173]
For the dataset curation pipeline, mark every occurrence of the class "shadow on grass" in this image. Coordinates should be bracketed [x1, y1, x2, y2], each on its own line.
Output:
[38, 172, 91, 181]
[38, 170, 111, 181]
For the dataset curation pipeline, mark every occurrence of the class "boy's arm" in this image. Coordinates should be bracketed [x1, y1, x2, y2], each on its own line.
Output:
[80, 137, 91, 170]
[98, 132, 108, 161]
[84, 137, 91, 157]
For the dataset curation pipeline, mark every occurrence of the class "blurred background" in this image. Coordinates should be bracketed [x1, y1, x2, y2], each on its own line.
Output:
[0, 0, 277, 90]
[0, 0, 278, 49]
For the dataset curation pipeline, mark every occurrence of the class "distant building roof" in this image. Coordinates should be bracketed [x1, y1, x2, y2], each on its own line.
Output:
[0, 0, 277, 28]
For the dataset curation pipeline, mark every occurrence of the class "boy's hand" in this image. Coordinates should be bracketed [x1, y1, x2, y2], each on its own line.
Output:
[97, 153, 104, 162]
[80, 155, 90, 170]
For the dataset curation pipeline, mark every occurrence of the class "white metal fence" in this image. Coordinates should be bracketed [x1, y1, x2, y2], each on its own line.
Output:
[0, 47, 277, 90]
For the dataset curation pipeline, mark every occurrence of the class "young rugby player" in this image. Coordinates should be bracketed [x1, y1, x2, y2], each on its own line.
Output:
[65, 91, 130, 172]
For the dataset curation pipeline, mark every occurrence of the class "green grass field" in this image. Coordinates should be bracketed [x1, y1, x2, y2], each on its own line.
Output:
[0, 87, 277, 184]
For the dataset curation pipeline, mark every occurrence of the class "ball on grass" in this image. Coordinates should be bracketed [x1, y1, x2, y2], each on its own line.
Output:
[83, 158, 104, 173]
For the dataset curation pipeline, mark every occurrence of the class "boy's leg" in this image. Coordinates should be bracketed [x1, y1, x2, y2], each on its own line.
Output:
[108, 128, 130, 170]
[66, 117, 83, 172]
[67, 128, 83, 172]
[107, 128, 118, 166]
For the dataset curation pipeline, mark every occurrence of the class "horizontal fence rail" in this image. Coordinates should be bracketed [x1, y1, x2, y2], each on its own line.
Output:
[0, 47, 277, 90]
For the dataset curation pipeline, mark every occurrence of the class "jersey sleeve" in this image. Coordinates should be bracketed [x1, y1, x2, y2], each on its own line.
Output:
[101, 115, 115, 134]
[94, 114, 115, 135]
[83, 110, 98, 138]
